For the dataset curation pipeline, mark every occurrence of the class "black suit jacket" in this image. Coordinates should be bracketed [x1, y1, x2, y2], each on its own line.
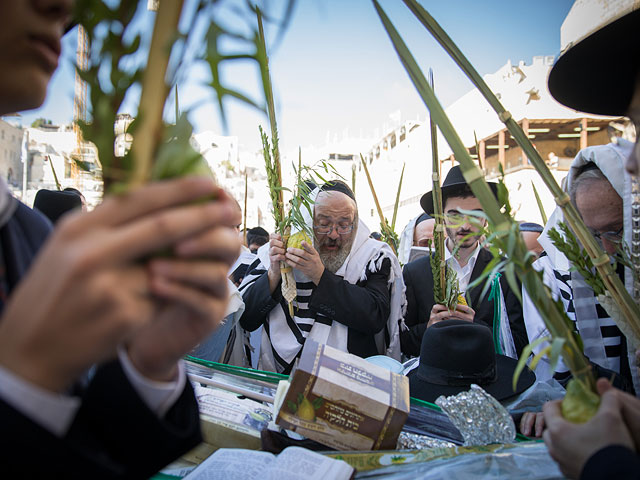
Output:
[400, 248, 527, 357]
[0, 203, 202, 478]
[0, 360, 202, 479]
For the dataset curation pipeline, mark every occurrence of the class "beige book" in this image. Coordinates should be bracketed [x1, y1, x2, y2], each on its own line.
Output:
[183, 446, 354, 480]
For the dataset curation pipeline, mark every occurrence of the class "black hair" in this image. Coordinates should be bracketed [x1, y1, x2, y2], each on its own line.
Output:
[442, 184, 475, 208]
[247, 226, 269, 250]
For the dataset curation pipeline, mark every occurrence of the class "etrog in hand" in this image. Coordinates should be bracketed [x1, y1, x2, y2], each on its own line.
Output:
[561, 377, 600, 423]
[456, 294, 468, 307]
[288, 231, 312, 250]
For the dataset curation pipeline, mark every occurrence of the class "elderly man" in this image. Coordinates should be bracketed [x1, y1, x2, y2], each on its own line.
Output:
[519, 222, 544, 257]
[532, 9, 640, 479]
[523, 142, 635, 393]
[397, 213, 436, 264]
[239, 181, 403, 374]
[401, 166, 527, 359]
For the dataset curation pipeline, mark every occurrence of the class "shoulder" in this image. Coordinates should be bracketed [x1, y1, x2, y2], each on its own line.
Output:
[403, 256, 431, 278]
[3, 200, 52, 250]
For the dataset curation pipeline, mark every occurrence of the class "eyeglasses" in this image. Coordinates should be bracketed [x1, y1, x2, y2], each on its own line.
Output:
[590, 226, 624, 244]
[313, 223, 354, 235]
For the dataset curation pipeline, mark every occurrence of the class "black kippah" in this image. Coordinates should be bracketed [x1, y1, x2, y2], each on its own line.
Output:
[415, 213, 432, 226]
[319, 180, 356, 201]
[519, 222, 544, 233]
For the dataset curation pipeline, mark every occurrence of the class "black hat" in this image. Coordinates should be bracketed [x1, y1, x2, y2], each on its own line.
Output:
[420, 166, 498, 216]
[548, 9, 640, 116]
[408, 320, 535, 404]
[33, 189, 82, 224]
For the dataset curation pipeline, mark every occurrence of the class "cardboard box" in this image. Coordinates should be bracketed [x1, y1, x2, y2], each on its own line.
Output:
[276, 341, 410, 450]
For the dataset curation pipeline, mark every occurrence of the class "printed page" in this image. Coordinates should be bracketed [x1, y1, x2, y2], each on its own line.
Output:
[184, 448, 275, 480]
[267, 446, 353, 480]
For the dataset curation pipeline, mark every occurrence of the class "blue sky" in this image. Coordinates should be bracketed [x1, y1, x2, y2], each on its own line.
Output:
[21, 0, 573, 154]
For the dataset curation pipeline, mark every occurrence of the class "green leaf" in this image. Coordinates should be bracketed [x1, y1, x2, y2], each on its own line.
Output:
[512, 336, 551, 390]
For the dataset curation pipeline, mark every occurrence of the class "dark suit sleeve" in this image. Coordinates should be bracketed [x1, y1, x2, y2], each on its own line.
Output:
[403, 264, 419, 328]
[67, 360, 202, 479]
[239, 271, 281, 332]
[500, 275, 528, 356]
[401, 322, 427, 358]
[581, 445, 640, 480]
[0, 361, 201, 479]
[400, 259, 433, 358]
[309, 258, 391, 335]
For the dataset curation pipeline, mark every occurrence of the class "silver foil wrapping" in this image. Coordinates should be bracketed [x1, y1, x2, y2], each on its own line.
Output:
[435, 384, 516, 446]
[396, 431, 455, 450]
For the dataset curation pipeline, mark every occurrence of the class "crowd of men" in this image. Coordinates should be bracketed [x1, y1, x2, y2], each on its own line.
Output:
[1, 1, 639, 479]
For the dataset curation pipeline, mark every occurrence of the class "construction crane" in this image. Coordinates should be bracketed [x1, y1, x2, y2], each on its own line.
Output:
[72, 24, 89, 178]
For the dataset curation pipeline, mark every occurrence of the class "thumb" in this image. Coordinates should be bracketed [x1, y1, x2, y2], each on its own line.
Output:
[599, 388, 623, 416]
[596, 377, 614, 395]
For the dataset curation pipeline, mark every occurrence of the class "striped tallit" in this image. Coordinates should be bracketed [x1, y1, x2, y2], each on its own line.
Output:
[238, 219, 405, 373]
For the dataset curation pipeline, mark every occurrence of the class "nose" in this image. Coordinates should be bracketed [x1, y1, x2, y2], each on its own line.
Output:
[33, 0, 73, 28]
[328, 228, 340, 240]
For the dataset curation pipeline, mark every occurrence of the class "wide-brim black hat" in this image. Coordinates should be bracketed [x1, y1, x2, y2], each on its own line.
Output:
[548, 9, 640, 116]
[33, 189, 82, 224]
[408, 320, 535, 404]
[420, 165, 498, 216]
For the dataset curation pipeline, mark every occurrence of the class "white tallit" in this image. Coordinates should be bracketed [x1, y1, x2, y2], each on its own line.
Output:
[533, 139, 639, 392]
[246, 189, 405, 373]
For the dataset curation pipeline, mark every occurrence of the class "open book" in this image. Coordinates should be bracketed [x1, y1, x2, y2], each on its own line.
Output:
[184, 446, 354, 480]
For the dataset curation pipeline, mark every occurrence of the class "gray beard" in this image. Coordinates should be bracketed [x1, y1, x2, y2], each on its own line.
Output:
[315, 228, 356, 274]
[319, 247, 351, 273]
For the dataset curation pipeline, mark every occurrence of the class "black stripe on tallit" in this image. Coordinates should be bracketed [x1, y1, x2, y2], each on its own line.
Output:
[293, 309, 316, 319]
[280, 298, 306, 346]
[315, 316, 333, 326]
[601, 325, 623, 337]
[264, 321, 299, 375]
[605, 344, 622, 357]
[595, 304, 610, 318]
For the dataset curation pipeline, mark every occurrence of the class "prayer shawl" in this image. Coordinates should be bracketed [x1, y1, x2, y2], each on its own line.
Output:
[239, 218, 405, 373]
[529, 140, 638, 391]
[398, 214, 421, 265]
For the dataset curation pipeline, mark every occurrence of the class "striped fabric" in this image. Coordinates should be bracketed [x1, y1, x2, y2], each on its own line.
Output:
[238, 252, 389, 373]
[523, 255, 622, 380]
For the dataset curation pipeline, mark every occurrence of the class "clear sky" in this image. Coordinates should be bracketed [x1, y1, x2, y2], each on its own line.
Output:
[20, 0, 574, 155]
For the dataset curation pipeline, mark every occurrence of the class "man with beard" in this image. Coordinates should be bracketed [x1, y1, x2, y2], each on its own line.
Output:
[238, 181, 404, 374]
[400, 166, 527, 358]
[532, 9, 640, 479]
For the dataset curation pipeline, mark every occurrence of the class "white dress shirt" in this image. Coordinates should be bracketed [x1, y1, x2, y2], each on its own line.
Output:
[444, 241, 482, 294]
[0, 347, 185, 437]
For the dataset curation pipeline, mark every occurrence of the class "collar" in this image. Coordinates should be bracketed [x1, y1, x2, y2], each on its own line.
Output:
[445, 240, 481, 269]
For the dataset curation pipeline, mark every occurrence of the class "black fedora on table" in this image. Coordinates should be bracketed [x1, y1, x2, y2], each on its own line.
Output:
[548, 9, 640, 116]
[408, 319, 535, 404]
[420, 166, 498, 216]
